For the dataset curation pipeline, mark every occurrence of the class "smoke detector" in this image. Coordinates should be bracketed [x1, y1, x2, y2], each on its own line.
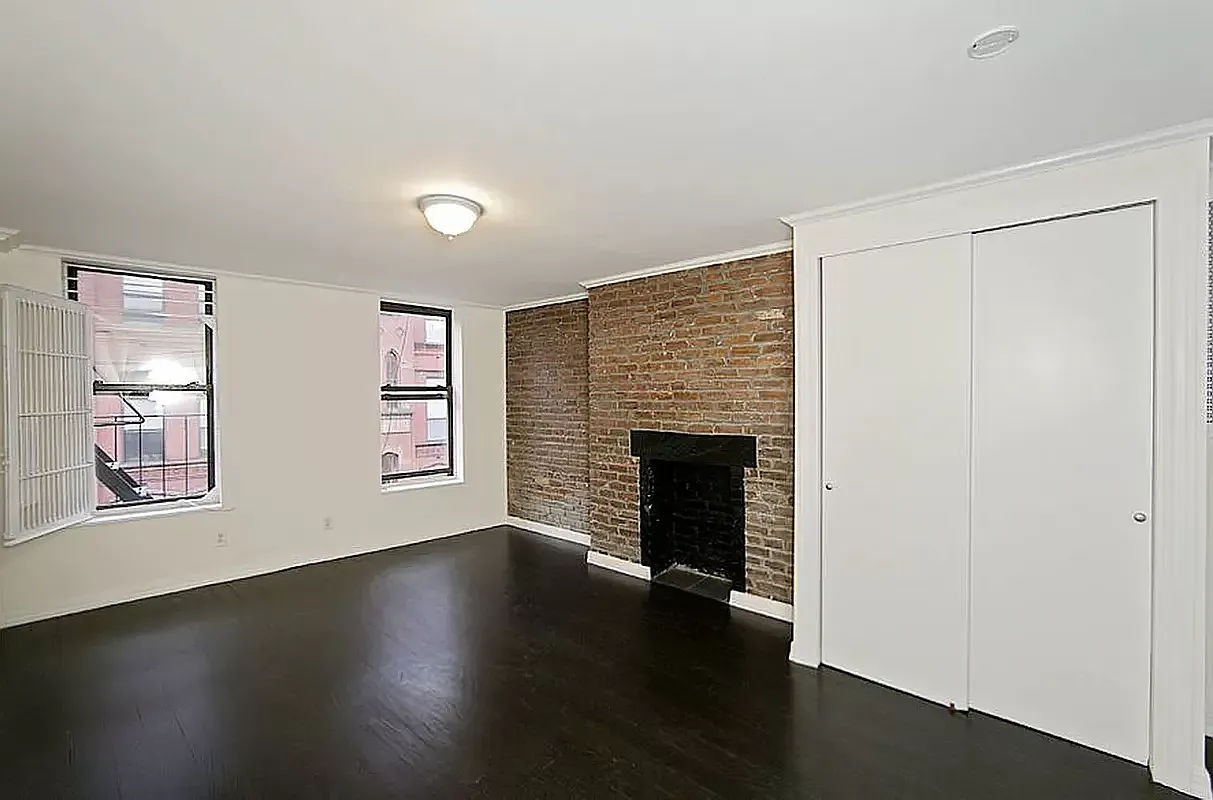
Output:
[969, 26, 1020, 59]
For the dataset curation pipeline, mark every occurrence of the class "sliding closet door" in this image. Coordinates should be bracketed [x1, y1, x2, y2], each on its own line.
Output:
[821, 235, 971, 708]
[970, 205, 1153, 764]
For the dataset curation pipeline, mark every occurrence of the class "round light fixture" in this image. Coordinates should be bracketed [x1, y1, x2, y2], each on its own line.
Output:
[418, 194, 483, 238]
[969, 26, 1020, 59]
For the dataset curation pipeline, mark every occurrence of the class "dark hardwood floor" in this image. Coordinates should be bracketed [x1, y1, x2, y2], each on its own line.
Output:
[0, 526, 1193, 799]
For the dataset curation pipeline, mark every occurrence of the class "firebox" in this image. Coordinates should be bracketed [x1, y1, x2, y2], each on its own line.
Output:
[631, 430, 756, 597]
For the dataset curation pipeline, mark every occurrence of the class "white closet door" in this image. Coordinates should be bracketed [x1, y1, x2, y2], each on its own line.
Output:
[822, 235, 972, 708]
[970, 205, 1153, 764]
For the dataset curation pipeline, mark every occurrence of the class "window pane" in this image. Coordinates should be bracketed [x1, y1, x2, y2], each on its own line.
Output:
[93, 392, 210, 506]
[380, 398, 412, 474]
[380, 399, 449, 476]
[76, 270, 208, 385]
[379, 309, 447, 386]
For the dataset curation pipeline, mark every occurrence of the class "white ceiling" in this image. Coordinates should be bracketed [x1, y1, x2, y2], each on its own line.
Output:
[2, 2, 1211, 307]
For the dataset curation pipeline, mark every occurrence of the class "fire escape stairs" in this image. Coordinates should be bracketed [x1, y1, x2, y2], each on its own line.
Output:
[93, 444, 150, 503]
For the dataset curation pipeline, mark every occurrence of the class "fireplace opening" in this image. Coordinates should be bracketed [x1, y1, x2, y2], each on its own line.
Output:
[632, 430, 755, 601]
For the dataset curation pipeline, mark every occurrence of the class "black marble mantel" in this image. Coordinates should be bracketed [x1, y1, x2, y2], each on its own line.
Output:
[629, 430, 757, 468]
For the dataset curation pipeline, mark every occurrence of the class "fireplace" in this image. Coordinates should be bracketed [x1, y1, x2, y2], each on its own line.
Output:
[631, 430, 756, 599]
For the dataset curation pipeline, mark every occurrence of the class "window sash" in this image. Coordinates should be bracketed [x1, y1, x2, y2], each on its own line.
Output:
[68, 263, 217, 509]
[67, 263, 214, 316]
[379, 389, 454, 482]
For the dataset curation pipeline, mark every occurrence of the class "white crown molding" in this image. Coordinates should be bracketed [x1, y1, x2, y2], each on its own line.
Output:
[17, 243, 507, 311]
[782, 117, 1213, 226]
[506, 516, 591, 546]
[503, 292, 588, 313]
[578, 240, 792, 290]
[0, 228, 23, 253]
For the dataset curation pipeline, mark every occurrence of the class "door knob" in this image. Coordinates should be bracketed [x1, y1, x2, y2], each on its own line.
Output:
[824, 482, 834, 491]
[1132, 512, 1147, 523]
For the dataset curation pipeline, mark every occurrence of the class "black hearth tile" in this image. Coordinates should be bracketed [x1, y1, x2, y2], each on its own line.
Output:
[685, 574, 732, 603]
[652, 565, 734, 604]
[653, 565, 703, 590]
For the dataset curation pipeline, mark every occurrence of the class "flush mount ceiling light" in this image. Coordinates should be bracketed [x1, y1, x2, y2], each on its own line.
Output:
[969, 26, 1020, 59]
[418, 194, 483, 238]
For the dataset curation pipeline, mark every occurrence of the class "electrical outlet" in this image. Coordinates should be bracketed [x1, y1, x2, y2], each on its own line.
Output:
[323, 516, 334, 531]
[216, 530, 228, 547]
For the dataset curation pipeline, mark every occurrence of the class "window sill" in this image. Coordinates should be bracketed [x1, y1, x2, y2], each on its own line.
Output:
[82, 500, 229, 527]
[381, 475, 463, 494]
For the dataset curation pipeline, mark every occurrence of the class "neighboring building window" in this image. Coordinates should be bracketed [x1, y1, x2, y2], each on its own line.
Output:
[67, 264, 216, 509]
[425, 318, 445, 345]
[426, 415, 448, 444]
[122, 425, 165, 464]
[122, 275, 164, 320]
[424, 376, 448, 444]
[379, 301, 453, 482]
[383, 349, 399, 386]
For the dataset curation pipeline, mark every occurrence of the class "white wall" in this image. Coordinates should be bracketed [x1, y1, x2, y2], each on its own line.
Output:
[0, 248, 507, 626]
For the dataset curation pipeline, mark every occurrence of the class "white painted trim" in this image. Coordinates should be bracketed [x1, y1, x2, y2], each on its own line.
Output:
[23, 244, 507, 311]
[578, 240, 792, 290]
[585, 550, 652, 581]
[790, 139, 1211, 799]
[381, 476, 464, 494]
[507, 516, 591, 546]
[82, 501, 229, 527]
[0, 524, 499, 629]
[580, 556, 793, 625]
[728, 590, 793, 623]
[781, 117, 1213, 226]
[503, 293, 588, 312]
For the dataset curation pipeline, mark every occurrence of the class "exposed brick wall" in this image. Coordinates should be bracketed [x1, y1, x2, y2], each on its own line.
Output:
[506, 300, 589, 532]
[588, 252, 795, 602]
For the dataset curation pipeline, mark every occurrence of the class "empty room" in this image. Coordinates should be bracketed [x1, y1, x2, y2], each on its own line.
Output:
[2, 3, 1213, 798]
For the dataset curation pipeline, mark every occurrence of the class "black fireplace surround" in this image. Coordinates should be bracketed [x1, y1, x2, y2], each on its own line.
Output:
[631, 430, 756, 592]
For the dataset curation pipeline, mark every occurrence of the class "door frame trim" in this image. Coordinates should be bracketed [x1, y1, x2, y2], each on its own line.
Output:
[789, 139, 1210, 799]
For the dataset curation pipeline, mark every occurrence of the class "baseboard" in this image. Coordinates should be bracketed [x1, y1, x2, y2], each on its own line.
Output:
[788, 639, 821, 668]
[506, 516, 590, 547]
[1178, 764, 1213, 800]
[0, 524, 498, 629]
[728, 590, 794, 623]
[586, 550, 652, 581]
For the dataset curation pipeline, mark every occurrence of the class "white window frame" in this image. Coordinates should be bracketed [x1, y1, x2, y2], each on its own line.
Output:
[379, 300, 458, 489]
